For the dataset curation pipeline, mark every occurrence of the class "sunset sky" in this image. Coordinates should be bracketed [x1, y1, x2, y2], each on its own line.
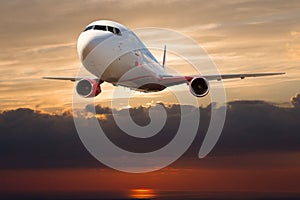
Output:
[1, 0, 300, 199]
[0, 0, 300, 111]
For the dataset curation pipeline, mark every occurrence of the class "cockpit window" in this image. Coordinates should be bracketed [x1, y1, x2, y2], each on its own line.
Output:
[114, 27, 121, 35]
[83, 26, 93, 31]
[83, 25, 121, 35]
[94, 25, 106, 31]
[107, 26, 114, 33]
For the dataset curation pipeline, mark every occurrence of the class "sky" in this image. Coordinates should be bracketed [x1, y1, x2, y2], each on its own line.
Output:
[0, 0, 300, 111]
[1, 0, 300, 199]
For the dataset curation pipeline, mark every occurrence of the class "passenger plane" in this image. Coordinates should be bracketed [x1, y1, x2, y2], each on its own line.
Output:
[43, 20, 284, 98]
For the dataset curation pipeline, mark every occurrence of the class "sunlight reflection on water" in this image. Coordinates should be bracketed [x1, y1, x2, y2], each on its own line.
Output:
[129, 188, 156, 199]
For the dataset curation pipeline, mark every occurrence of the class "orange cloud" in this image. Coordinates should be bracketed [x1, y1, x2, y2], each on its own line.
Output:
[287, 31, 300, 60]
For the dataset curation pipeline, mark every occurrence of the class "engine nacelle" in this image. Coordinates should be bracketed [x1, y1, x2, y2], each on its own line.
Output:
[76, 79, 101, 98]
[189, 77, 209, 97]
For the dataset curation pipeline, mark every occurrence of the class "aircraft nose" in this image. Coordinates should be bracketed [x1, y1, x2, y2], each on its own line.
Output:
[77, 31, 112, 61]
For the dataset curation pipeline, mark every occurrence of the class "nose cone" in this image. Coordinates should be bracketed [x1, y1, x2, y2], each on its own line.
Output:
[77, 31, 112, 62]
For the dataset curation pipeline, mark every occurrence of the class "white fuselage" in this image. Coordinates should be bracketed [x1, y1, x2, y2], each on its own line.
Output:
[77, 20, 166, 92]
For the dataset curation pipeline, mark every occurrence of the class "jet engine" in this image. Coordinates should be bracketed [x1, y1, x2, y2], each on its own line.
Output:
[76, 79, 101, 98]
[189, 77, 209, 97]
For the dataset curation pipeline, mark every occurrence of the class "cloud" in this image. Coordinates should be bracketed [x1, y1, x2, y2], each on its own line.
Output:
[85, 104, 113, 115]
[1, 98, 300, 169]
[0, 108, 99, 169]
[291, 93, 300, 107]
[287, 31, 300, 61]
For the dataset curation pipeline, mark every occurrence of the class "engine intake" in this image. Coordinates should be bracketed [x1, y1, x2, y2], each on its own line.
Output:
[76, 79, 101, 98]
[189, 77, 209, 97]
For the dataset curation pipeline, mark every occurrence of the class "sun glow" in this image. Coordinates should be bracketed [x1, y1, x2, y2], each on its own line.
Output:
[129, 188, 156, 199]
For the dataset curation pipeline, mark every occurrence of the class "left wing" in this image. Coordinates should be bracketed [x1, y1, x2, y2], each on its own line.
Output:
[43, 76, 99, 82]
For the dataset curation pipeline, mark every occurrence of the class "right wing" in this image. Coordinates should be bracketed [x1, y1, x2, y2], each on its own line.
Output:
[159, 72, 285, 87]
[203, 72, 286, 81]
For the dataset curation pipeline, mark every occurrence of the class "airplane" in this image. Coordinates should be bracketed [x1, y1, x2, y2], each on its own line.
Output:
[43, 20, 285, 98]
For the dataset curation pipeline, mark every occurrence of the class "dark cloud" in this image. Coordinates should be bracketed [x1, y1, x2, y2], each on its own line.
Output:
[291, 93, 300, 107]
[1, 99, 300, 169]
[214, 100, 300, 152]
[0, 108, 100, 169]
[85, 104, 113, 115]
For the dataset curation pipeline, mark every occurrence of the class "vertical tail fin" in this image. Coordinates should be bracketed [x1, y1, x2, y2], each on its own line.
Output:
[162, 45, 166, 68]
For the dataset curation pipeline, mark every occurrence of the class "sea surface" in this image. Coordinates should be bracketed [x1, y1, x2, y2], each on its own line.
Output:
[1, 191, 300, 200]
